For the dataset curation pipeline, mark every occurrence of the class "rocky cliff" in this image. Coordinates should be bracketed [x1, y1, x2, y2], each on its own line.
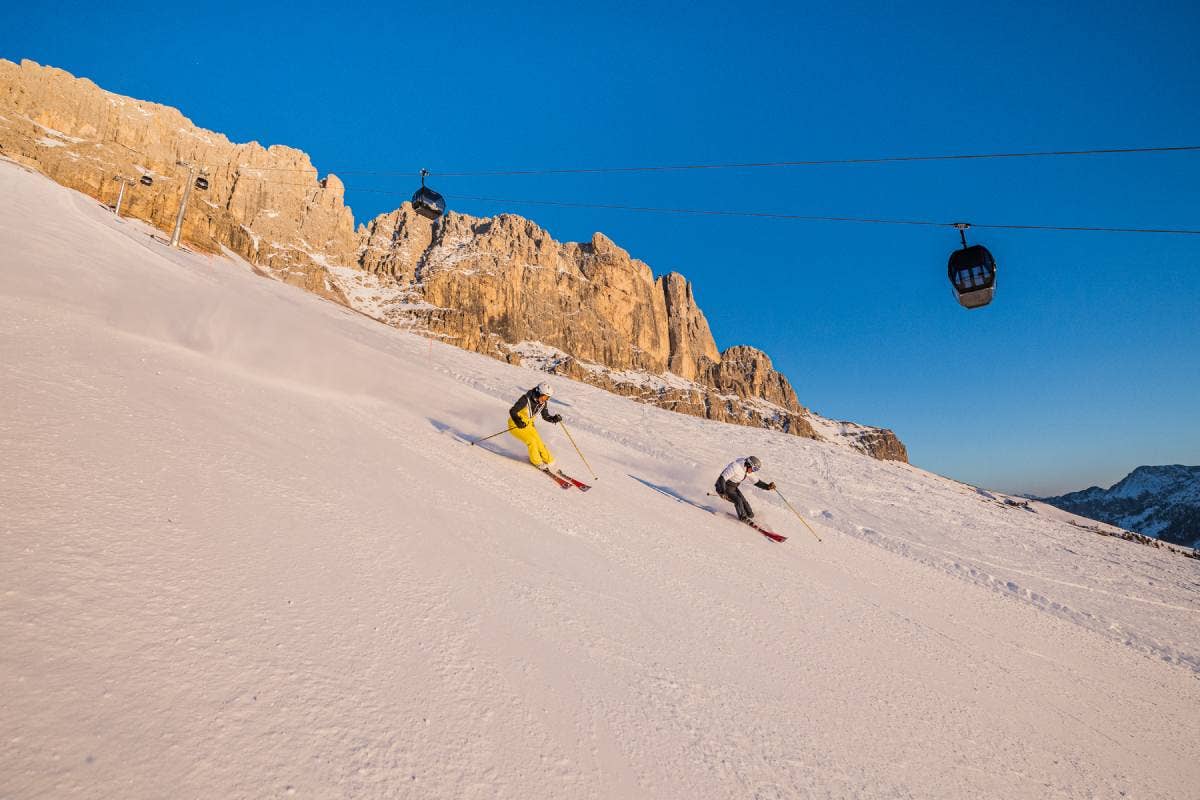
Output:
[0, 57, 906, 462]
[0, 58, 354, 302]
[341, 206, 826, 441]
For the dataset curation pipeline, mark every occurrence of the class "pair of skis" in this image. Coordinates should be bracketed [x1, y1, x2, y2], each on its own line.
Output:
[537, 466, 592, 492]
[544, 468, 781, 543]
[461, 434, 591, 491]
[703, 492, 787, 542]
[737, 516, 787, 543]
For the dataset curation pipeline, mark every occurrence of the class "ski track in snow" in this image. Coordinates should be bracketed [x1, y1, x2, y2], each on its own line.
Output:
[2, 160, 1199, 799]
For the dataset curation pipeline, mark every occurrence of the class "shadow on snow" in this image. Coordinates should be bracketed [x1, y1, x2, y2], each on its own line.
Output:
[627, 474, 720, 515]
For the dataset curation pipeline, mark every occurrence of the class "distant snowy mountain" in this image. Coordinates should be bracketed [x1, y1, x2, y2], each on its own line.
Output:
[1039, 465, 1200, 547]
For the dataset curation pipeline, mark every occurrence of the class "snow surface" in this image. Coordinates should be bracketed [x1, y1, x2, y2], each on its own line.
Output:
[2, 160, 1200, 799]
[325, 265, 441, 328]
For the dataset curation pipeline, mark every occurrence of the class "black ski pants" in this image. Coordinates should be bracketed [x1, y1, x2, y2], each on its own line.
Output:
[715, 476, 753, 520]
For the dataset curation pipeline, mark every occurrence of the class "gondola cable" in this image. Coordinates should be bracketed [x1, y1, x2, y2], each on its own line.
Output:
[60, 130, 1198, 310]
[430, 144, 1200, 177]
[440, 193, 1200, 235]
[195, 143, 1200, 177]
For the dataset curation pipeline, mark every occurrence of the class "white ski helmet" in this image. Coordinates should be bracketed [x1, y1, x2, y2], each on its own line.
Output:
[535, 381, 554, 398]
[745, 455, 762, 471]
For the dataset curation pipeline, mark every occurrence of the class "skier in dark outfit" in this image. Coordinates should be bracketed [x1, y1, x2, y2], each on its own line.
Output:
[715, 455, 776, 521]
[507, 381, 563, 469]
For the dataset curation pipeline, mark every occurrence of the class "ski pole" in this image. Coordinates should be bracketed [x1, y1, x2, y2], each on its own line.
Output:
[559, 421, 598, 481]
[470, 428, 511, 445]
[775, 488, 822, 542]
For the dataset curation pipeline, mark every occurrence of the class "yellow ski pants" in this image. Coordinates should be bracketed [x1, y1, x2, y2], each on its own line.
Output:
[508, 413, 554, 467]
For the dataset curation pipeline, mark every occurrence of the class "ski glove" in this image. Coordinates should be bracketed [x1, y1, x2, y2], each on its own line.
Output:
[547, 414, 562, 424]
[756, 480, 776, 491]
[514, 418, 527, 429]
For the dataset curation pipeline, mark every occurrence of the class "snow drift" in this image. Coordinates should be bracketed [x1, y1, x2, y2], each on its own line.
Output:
[3, 160, 1199, 798]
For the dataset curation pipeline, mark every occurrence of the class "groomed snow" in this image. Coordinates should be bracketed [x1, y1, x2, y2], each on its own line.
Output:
[2, 160, 1199, 799]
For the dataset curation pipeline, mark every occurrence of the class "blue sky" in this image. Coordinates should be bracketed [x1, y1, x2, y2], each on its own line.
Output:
[5, 0, 1198, 494]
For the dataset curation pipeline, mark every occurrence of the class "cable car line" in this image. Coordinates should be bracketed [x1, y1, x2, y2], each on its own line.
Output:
[33, 129, 1192, 311]
[197, 143, 1200, 178]
[82, 145, 1198, 236]
[965, 222, 1200, 235]
[442, 193, 1200, 235]
[121, 166, 1196, 235]
[429, 145, 1200, 177]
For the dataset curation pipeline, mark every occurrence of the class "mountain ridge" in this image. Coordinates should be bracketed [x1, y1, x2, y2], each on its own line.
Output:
[1038, 465, 1200, 547]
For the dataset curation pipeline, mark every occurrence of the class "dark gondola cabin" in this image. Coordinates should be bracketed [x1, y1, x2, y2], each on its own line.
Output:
[411, 169, 445, 220]
[948, 243, 997, 309]
[195, 176, 209, 191]
[139, 175, 153, 186]
[411, 186, 445, 220]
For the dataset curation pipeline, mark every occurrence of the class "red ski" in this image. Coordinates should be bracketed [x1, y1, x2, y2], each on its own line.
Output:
[538, 466, 572, 489]
[462, 436, 570, 490]
[556, 470, 592, 492]
[730, 514, 787, 542]
[747, 521, 787, 543]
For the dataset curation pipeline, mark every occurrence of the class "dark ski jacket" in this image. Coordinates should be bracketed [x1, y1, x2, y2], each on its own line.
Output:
[509, 388, 560, 428]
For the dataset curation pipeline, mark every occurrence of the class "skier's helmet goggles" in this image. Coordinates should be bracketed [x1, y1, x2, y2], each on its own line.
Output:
[746, 455, 762, 471]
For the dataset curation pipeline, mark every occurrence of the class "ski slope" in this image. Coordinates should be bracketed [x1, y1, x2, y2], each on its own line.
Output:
[2, 160, 1198, 799]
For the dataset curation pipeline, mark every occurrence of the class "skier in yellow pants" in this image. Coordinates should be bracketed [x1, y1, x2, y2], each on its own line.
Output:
[507, 381, 562, 470]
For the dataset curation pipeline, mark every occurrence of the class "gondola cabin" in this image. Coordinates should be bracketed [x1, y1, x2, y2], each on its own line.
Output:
[947, 243, 997, 309]
[411, 186, 445, 220]
[194, 176, 209, 191]
[139, 175, 153, 186]
[411, 168, 445, 220]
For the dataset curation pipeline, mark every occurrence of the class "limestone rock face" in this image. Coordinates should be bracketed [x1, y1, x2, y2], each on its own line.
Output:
[847, 428, 909, 462]
[0, 57, 908, 462]
[701, 347, 818, 438]
[0, 58, 354, 302]
[339, 203, 827, 441]
[368, 208, 679, 376]
[356, 203, 434, 283]
[705, 346, 800, 410]
[659, 272, 720, 380]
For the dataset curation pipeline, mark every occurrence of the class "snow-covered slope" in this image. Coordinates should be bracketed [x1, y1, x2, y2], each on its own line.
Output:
[3, 160, 1199, 799]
